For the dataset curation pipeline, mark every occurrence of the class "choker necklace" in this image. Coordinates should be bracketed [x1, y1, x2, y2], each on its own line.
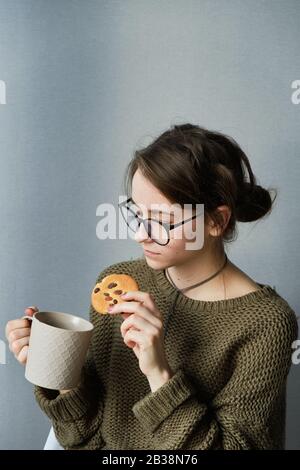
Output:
[165, 254, 228, 294]
[163, 254, 228, 341]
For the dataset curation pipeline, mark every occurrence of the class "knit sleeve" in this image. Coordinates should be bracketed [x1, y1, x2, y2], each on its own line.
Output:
[132, 308, 298, 450]
[33, 266, 116, 450]
[34, 343, 106, 449]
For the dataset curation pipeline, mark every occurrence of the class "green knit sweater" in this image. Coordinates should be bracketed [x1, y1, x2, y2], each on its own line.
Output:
[34, 257, 298, 450]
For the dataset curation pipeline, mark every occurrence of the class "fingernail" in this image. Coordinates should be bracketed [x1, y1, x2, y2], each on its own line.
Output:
[107, 306, 114, 312]
[121, 293, 127, 298]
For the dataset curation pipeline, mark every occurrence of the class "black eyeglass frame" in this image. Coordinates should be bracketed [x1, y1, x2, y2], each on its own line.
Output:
[118, 197, 203, 246]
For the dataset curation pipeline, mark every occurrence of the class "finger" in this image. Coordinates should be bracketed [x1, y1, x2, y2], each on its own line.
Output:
[17, 345, 29, 365]
[108, 300, 141, 315]
[111, 302, 162, 329]
[24, 307, 38, 317]
[120, 314, 157, 339]
[11, 336, 30, 356]
[5, 319, 31, 339]
[123, 329, 145, 349]
[120, 312, 131, 320]
[25, 306, 39, 313]
[120, 291, 159, 316]
[8, 327, 31, 344]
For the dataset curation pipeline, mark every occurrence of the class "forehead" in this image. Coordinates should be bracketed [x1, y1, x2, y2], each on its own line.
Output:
[130, 169, 193, 216]
[130, 197, 174, 215]
[131, 169, 176, 214]
[131, 170, 171, 206]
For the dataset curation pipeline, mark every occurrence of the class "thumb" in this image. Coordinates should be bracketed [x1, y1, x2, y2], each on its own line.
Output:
[24, 306, 39, 317]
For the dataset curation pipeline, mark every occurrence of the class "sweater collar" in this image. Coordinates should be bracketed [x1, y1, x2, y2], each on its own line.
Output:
[143, 257, 277, 313]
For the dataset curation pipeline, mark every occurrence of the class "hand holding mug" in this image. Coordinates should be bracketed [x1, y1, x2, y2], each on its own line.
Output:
[5, 306, 39, 365]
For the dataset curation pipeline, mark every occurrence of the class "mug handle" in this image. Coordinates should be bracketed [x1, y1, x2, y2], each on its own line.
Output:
[22, 308, 38, 322]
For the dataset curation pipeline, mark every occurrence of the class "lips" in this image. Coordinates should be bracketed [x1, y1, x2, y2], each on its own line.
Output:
[144, 249, 160, 255]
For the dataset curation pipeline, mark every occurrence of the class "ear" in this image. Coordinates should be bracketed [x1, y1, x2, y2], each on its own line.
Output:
[208, 205, 231, 237]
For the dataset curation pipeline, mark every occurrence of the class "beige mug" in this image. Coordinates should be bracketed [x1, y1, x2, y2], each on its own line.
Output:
[22, 310, 94, 390]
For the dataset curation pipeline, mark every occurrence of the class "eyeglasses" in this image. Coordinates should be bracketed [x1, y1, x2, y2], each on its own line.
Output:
[118, 197, 203, 246]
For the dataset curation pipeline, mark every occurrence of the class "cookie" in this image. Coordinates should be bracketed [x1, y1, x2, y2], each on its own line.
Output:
[91, 273, 139, 315]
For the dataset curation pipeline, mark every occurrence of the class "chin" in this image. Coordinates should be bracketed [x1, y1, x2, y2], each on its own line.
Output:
[143, 254, 170, 270]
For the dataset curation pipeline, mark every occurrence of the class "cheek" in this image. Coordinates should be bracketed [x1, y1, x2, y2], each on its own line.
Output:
[166, 237, 187, 256]
[169, 223, 206, 254]
[165, 240, 200, 264]
[172, 224, 200, 245]
[185, 217, 206, 250]
[169, 237, 186, 249]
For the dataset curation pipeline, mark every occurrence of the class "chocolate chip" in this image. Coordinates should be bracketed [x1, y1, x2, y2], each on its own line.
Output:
[113, 299, 118, 304]
[109, 303, 114, 307]
[113, 290, 122, 295]
[105, 296, 113, 301]
[108, 282, 117, 289]
[94, 288, 100, 293]
[104, 293, 109, 296]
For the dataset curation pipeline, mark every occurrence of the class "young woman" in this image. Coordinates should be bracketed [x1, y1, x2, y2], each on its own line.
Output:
[6, 123, 298, 450]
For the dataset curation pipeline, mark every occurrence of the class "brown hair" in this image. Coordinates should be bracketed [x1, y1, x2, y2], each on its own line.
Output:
[122, 123, 277, 243]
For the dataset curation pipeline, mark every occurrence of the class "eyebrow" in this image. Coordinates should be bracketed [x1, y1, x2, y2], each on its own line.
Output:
[130, 197, 174, 216]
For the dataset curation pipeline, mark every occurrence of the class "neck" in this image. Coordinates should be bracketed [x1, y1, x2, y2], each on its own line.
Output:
[167, 244, 228, 293]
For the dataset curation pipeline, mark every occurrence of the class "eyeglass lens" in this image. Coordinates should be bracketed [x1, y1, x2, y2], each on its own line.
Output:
[120, 204, 169, 245]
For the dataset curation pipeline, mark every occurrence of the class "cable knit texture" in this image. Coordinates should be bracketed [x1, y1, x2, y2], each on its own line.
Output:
[34, 257, 298, 450]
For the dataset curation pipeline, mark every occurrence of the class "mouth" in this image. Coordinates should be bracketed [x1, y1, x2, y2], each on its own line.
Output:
[143, 249, 160, 255]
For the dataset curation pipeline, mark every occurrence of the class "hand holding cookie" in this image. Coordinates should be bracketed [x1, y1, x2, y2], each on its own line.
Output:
[108, 290, 173, 383]
[91, 274, 139, 315]
[91, 273, 173, 390]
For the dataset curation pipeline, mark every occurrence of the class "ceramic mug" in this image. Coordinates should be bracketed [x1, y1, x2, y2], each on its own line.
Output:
[23, 310, 94, 390]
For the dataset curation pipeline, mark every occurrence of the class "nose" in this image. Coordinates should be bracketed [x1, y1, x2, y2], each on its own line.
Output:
[134, 220, 151, 244]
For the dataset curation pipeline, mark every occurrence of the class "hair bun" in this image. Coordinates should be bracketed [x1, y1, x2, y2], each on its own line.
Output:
[236, 182, 275, 222]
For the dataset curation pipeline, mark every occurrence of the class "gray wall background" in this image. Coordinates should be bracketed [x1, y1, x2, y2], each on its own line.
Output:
[0, 0, 299, 449]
